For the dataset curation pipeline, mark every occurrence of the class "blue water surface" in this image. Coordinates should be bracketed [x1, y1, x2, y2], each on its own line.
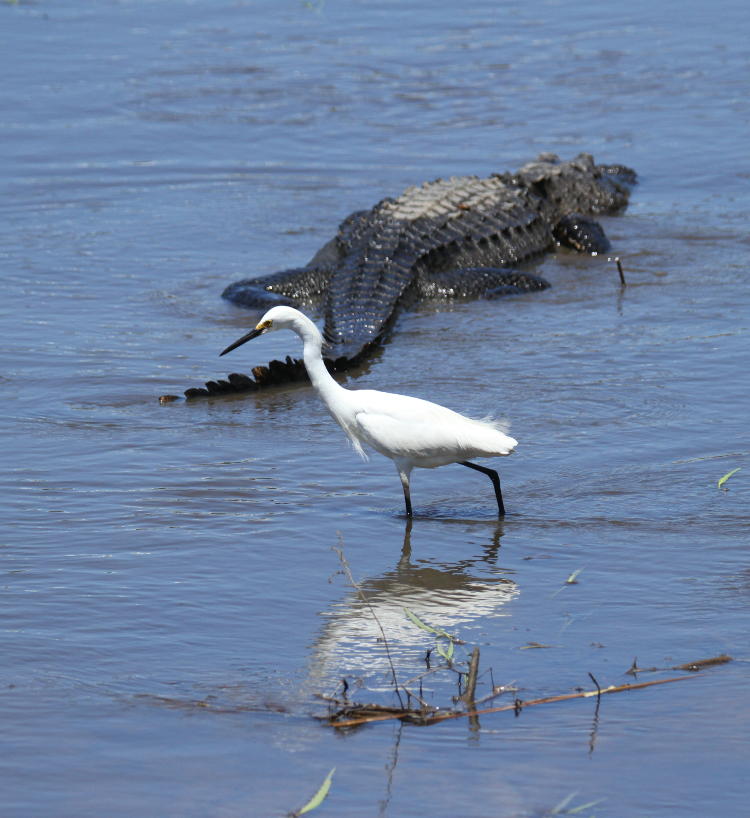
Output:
[1, 1, 748, 816]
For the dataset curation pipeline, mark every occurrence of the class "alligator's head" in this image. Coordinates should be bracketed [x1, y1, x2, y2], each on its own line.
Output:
[516, 153, 637, 217]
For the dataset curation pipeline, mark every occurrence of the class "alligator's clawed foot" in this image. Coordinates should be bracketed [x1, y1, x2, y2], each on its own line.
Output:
[553, 214, 611, 254]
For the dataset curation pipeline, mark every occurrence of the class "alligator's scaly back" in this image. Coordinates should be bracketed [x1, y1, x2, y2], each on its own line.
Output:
[322, 152, 635, 358]
[322, 177, 544, 357]
[180, 153, 636, 400]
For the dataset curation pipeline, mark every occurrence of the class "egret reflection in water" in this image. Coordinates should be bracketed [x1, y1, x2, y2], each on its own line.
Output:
[305, 521, 517, 690]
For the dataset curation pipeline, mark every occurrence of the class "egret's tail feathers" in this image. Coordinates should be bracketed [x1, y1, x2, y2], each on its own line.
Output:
[479, 414, 512, 436]
[462, 415, 517, 457]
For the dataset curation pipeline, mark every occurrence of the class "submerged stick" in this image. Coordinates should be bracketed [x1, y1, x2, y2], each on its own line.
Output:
[615, 257, 626, 286]
[588, 672, 602, 699]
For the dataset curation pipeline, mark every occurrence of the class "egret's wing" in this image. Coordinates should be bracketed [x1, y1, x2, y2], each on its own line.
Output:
[354, 411, 438, 460]
[353, 408, 514, 465]
[347, 389, 516, 464]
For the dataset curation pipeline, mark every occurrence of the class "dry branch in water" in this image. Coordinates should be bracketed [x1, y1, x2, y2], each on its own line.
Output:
[327, 674, 701, 729]
[458, 647, 481, 708]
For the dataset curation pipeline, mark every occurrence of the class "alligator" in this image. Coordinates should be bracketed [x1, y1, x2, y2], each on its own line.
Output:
[182, 152, 636, 399]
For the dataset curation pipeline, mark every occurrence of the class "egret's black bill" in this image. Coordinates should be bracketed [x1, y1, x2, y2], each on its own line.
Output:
[220, 327, 264, 356]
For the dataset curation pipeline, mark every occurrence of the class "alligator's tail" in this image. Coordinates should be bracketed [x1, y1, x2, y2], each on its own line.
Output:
[179, 338, 380, 400]
[183, 356, 311, 399]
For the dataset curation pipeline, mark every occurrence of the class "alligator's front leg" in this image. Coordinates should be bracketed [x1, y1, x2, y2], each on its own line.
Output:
[417, 267, 550, 300]
[222, 265, 331, 308]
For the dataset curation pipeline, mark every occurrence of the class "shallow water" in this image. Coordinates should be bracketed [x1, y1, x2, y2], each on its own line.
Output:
[2, 0, 749, 816]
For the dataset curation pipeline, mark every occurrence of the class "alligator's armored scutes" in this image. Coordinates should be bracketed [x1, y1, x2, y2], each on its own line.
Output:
[183, 153, 636, 399]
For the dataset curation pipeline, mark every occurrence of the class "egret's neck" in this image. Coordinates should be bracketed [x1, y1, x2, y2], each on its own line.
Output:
[294, 315, 344, 406]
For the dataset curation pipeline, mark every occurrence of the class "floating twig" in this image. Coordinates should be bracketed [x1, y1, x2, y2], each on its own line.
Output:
[627, 654, 732, 676]
[402, 685, 432, 712]
[475, 682, 518, 705]
[673, 654, 732, 672]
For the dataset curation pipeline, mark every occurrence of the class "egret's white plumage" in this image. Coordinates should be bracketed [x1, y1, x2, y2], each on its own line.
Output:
[220, 306, 517, 515]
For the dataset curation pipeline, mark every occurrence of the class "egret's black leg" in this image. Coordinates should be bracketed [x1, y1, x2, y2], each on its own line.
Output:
[460, 461, 506, 516]
[397, 468, 413, 517]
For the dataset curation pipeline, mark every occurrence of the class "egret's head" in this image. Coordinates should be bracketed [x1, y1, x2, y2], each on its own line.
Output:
[219, 306, 301, 356]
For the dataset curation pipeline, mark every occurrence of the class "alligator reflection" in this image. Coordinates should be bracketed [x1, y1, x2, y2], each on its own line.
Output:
[306, 520, 518, 690]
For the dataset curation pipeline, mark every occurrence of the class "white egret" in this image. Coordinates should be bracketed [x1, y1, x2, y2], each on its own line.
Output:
[220, 306, 517, 516]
